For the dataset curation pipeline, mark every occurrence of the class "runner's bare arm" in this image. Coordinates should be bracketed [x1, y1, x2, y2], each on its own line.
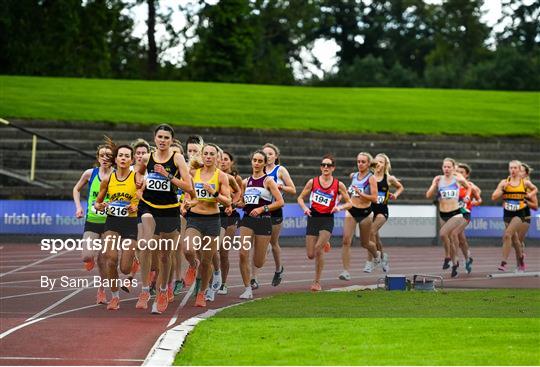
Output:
[297, 179, 314, 214]
[73, 168, 92, 218]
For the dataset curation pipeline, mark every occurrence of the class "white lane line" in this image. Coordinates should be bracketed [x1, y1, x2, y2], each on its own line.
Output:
[0, 295, 137, 340]
[0, 275, 95, 285]
[25, 288, 85, 322]
[0, 251, 67, 278]
[1, 288, 77, 300]
[1, 268, 85, 276]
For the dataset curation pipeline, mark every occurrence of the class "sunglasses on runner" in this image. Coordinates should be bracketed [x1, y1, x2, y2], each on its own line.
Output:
[320, 163, 334, 167]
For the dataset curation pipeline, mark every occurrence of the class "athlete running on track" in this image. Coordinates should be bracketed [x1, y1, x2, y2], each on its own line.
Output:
[94, 141, 140, 310]
[426, 158, 470, 278]
[73, 144, 112, 304]
[297, 154, 352, 291]
[492, 160, 537, 272]
[339, 152, 379, 281]
[237, 150, 284, 299]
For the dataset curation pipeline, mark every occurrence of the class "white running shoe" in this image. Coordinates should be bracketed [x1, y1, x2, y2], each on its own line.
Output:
[239, 287, 253, 299]
[338, 270, 351, 281]
[211, 270, 222, 291]
[382, 253, 389, 272]
[514, 267, 524, 274]
[205, 288, 216, 301]
[151, 302, 161, 315]
[217, 284, 228, 295]
[363, 261, 373, 273]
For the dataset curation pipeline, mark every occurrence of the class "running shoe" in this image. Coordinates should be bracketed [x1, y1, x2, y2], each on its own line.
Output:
[323, 242, 331, 253]
[167, 286, 174, 303]
[250, 278, 259, 290]
[195, 291, 206, 307]
[173, 280, 184, 296]
[498, 261, 508, 272]
[465, 257, 474, 274]
[107, 297, 120, 310]
[205, 288, 215, 302]
[96, 288, 107, 305]
[363, 261, 373, 273]
[211, 270, 222, 291]
[451, 262, 459, 278]
[442, 257, 452, 270]
[156, 291, 168, 313]
[183, 259, 200, 287]
[382, 253, 389, 273]
[338, 270, 351, 281]
[217, 284, 228, 295]
[136, 291, 150, 309]
[84, 258, 95, 271]
[151, 302, 161, 315]
[310, 281, 322, 292]
[272, 266, 284, 287]
[239, 287, 253, 299]
[514, 267, 524, 274]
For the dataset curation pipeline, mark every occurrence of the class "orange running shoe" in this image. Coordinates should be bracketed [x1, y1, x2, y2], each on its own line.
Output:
[323, 242, 331, 253]
[96, 288, 107, 304]
[136, 291, 150, 309]
[310, 281, 322, 292]
[183, 259, 200, 287]
[156, 291, 168, 313]
[107, 297, 120, 310]
[195, 291, 206, 307]
[84, 258, 95, 271]
[167, 286, 174, 303]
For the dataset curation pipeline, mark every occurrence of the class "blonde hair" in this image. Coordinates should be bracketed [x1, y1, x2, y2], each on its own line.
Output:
[443, 157, 456, 167]
[375, 153, 391, 175]
[509, 160, 522, 167]
[131, 138, 150, 152]
[358, 152, 373, 163]
[263, 143, 280, 165]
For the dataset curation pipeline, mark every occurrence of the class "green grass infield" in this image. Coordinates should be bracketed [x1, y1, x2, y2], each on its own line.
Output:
[175, 289, 540, 365]
[1, 76, 539, 136]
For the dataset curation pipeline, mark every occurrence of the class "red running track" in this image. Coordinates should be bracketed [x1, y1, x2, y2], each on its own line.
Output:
[1, 243, 539, 366]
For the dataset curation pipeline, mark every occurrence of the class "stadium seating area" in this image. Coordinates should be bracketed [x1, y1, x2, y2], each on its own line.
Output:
[1, 119, 539, 204]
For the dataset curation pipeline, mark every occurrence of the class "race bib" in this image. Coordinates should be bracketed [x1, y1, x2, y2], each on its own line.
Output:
[146, 173, 171, 192]
[348, 185, 363, 197]
[440, 190, 458, 199]
[311, 190, 332, 207]
[376, 191, 387, 204]
[91, 205, 107, 216]
[504, 201, 520, 211]
[458, 200, 465, 208]
[244, 188, 261, 205]
[195, 182, 214, 199]
[107, 201, 129, 217]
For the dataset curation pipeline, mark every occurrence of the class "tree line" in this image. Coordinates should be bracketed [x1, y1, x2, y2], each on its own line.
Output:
[1, 0, 538, 90]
